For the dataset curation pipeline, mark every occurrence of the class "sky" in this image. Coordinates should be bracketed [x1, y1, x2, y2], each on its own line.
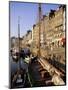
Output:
[9, 1, 61, 37]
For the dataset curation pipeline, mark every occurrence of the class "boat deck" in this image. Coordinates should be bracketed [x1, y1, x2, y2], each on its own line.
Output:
[28, 59, 54, 87]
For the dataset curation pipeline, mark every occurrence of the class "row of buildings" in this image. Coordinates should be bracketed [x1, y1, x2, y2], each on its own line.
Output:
[32, 5, 66, 49]
[11, 5, 66, 51]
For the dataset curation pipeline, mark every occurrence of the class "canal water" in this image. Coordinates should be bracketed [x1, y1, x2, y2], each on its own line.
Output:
[10, 48, 30, 74]
[10, 56, 28, 74]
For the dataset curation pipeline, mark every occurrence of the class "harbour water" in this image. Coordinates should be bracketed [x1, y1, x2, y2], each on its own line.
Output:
[10, 53, 31, 88]
[10, 55, 28, 74]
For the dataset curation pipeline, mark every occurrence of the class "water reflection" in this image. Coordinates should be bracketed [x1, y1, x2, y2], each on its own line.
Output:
[10, 56, 28, 74]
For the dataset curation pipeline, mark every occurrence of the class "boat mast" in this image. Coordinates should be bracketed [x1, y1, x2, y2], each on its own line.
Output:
[18, 16, 20, 52]
[38, 3, 42, 57]
[18, 16, 21, 69]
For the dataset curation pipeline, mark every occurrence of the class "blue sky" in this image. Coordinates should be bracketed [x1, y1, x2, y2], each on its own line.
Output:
[10, 1, 60, 37]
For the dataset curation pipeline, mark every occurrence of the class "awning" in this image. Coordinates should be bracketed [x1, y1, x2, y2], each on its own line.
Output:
[61, 37, 66, 42]
[52, 38, 61, 42]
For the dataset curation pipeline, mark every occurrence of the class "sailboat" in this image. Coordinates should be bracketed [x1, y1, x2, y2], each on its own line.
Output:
[28, 3, 65, 87]
[28, 3, 53, 87]
[11, 17, 27, 88]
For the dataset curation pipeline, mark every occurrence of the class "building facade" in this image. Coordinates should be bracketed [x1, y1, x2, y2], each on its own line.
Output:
[21, 31, 32, 48]
[32, 5, 66, 49]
